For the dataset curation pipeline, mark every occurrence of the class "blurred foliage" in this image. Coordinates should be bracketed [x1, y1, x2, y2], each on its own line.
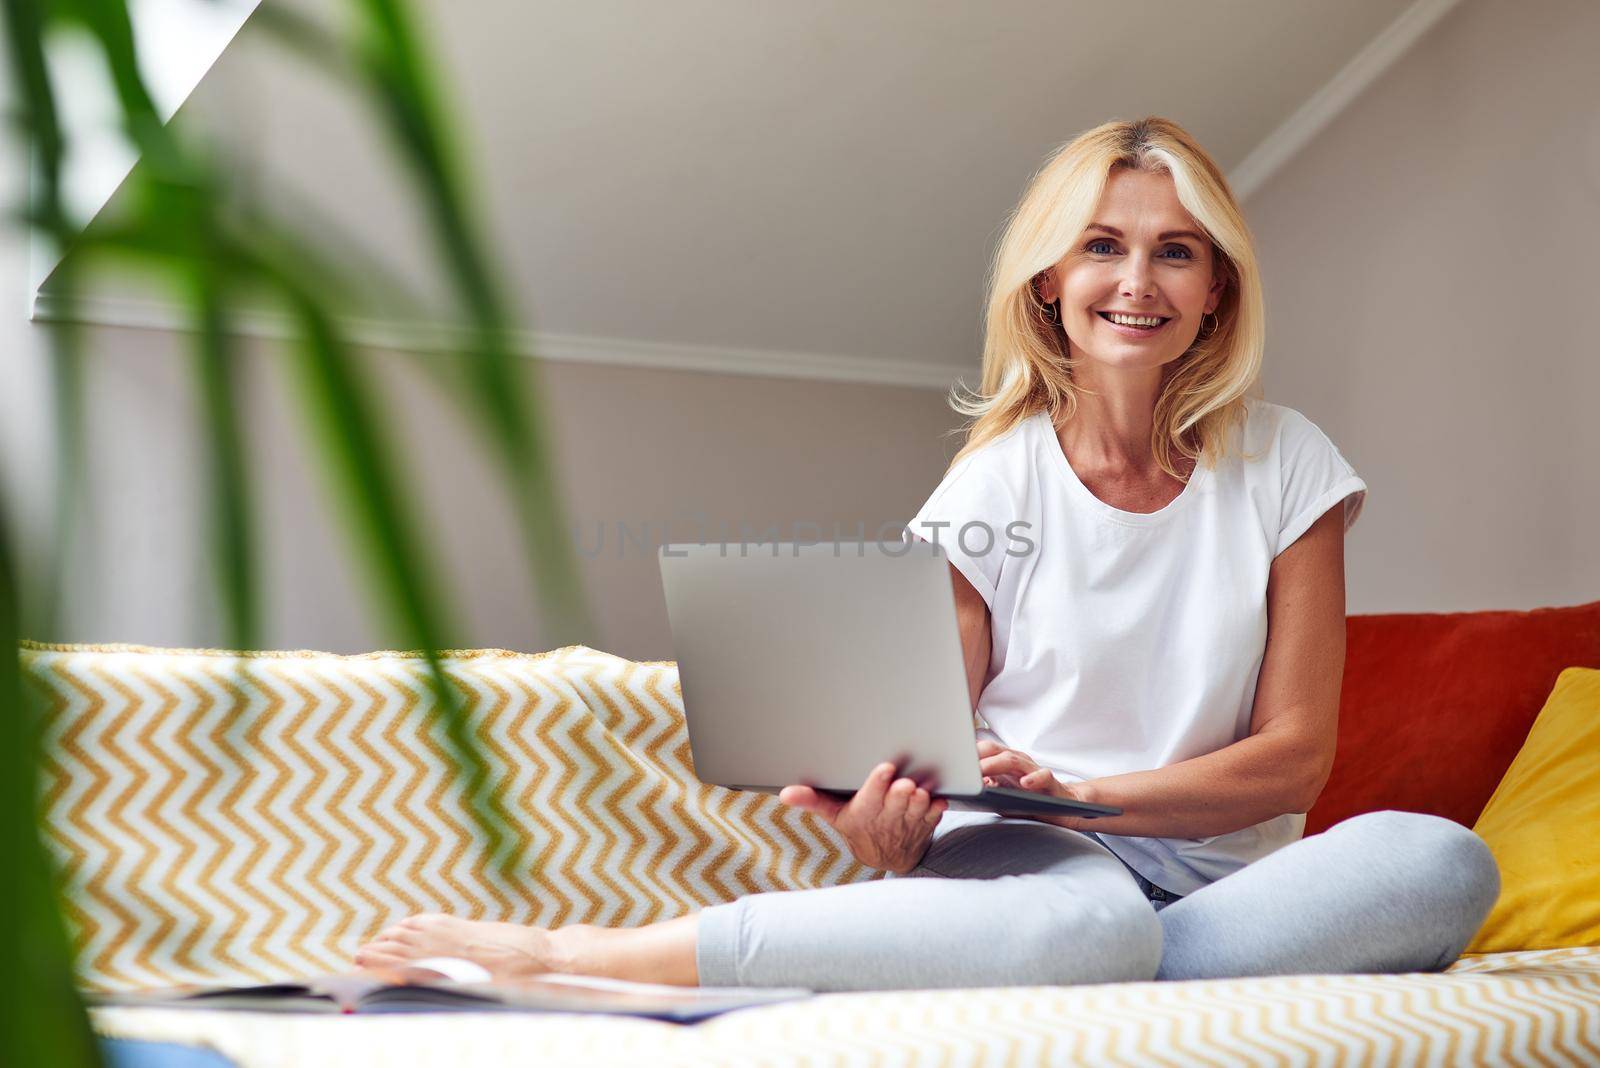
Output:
[1, 0, 593, 1062]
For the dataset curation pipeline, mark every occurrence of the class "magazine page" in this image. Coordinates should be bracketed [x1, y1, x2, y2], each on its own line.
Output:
[359, 972, 813, 1022]
[88, 961, 812, 1022]
[86, 980, 357, 1014]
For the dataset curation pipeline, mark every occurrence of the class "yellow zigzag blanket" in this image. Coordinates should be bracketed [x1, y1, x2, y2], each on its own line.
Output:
[21, 642, 877, 991]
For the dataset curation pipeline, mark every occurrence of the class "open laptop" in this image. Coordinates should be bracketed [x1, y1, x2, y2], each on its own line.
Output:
[657, 538, 1121, 819]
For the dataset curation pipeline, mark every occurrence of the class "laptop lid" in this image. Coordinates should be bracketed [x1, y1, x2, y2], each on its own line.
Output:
[658, 539, 983, 797]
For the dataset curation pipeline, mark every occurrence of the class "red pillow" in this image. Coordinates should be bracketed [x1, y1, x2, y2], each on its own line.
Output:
[1305, 598, 1600, 835]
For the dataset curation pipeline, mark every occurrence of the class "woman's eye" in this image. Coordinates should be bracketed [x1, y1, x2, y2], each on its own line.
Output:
[1084, 241, 1194, 260]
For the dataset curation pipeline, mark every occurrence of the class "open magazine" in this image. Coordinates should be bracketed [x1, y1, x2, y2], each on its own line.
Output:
[88, 959, 811, 1024]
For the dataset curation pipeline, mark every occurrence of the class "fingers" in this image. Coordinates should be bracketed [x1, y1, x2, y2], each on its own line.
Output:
[856, 762, 896, 808]
[778, 784, 815, 809]
[1019, 769, 1057, 793]
[779, 784, 844, 823]
[882, 776, 915, 820]
[780, 763, 960, 837]
[905, 785, 931, 823]
[979, 751, 1037, 780]
[976, 739, 1005, 757]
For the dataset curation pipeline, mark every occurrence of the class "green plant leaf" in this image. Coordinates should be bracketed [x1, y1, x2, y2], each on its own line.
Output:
[191, 265, 259, 652]
[0, 484, 99, 1068]
[4, 4, 592, 1051]
[267, 267, 515, 870]
[349, 0, 593, 647]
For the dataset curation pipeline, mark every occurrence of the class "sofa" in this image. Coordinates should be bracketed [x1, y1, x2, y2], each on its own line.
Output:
[22, 598, 1600, 1066]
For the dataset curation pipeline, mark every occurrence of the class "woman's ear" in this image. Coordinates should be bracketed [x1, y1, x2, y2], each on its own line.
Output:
[1034, 269, 1058, 304]
[1205, 269, 1225, 314]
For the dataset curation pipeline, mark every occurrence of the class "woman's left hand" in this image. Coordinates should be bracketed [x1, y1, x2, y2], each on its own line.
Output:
[977, 739, 1070, 798]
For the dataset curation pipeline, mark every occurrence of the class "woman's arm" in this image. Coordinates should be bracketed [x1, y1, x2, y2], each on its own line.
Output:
[989, 504, 1349, 839]
[948, 562, 993, 712]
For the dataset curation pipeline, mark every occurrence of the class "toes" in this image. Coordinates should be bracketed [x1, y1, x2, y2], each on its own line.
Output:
[355, 945, 400, 967]
[361, 939, 412, 960]
[361, 915, 547, 978]
[356, 951, 404, 972]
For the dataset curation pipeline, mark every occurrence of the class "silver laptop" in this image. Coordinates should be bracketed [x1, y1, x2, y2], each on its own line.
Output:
[658, 539, 1120, 819]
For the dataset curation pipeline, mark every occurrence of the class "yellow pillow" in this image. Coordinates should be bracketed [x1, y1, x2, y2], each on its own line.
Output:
[1466, 666, 1600, 953]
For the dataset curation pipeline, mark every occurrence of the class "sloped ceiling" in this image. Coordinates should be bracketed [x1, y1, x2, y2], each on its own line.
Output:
[45, 0, 1445, 384]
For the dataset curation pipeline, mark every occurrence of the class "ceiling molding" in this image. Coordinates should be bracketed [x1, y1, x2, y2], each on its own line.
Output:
[29, 291, 969, 392]
[1231, 0, 1465, 201]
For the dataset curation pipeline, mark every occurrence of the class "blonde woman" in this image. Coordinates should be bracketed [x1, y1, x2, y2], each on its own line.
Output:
[356, 117, 1500, 990]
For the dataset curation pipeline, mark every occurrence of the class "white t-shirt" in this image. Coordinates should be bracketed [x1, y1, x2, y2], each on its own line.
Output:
[902, 397, 1367, 896]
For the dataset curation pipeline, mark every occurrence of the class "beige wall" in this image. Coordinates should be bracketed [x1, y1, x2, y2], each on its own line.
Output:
[0, 104, 957, 661]
[6, 0, 1596, 661]
[0, 52, 958, 663]
[0, 312, 958, 660]
[1249, 0, 1600, 613]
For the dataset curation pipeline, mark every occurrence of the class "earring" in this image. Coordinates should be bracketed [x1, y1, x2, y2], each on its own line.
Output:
[1202, 311, 1218, 335]
[1040, 299, 1060, 325]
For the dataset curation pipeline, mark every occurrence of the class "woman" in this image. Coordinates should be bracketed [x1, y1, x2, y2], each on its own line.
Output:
[355, 117, 1500, 991]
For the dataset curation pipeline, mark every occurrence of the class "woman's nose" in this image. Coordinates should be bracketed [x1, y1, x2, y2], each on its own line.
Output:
[1119, 252, 1157, 299]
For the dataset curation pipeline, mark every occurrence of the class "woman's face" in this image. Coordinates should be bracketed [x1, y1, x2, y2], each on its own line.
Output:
[1037, 167, 1225, 376]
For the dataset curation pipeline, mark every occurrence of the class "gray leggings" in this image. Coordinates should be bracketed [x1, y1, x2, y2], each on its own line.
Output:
[695, 809, 1501, 991]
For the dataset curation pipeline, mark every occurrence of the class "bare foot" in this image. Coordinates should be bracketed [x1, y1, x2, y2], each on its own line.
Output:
[354, 914, 591, 981]
[356, 912, 701, 986]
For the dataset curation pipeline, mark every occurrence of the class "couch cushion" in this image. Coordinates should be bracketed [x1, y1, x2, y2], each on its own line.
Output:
[23, 642, 877, 991]
[1306, 599, 1600, 835]
[1467, 667, 1600, 953]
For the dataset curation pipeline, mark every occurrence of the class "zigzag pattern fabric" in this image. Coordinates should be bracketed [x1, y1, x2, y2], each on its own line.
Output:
[87, 947, 1600, 1065]
[23, 642, 877, 991]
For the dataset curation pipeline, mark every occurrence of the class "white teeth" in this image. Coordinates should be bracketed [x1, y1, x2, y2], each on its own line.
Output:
[1104, 312, 1165, 327]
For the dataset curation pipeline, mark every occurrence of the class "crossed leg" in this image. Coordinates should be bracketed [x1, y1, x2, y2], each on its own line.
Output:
[355, 813, 1162, 991]
[354, 808, 1499, 987]
[1150, 809, 1501, 980]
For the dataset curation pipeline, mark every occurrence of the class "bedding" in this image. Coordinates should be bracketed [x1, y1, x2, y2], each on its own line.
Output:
[22, 642, 876, 991]
[88, 947, 1600, 1067]
[27, 637, 1600, 1064]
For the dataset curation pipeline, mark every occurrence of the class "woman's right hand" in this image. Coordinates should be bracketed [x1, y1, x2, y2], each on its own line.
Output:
[778, 762, 948, 875]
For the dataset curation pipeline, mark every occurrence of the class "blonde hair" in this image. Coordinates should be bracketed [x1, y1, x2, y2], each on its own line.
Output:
[947, 116, 1265, 477]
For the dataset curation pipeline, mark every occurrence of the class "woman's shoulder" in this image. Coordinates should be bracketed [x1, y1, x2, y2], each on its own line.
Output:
[942, 410, 1046, 485]
[1237, 397, 1340, 456]
[1236, 399, 1367, 547]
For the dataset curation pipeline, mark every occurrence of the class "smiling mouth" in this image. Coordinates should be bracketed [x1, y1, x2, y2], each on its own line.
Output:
[1097, 311, 1172, 331]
